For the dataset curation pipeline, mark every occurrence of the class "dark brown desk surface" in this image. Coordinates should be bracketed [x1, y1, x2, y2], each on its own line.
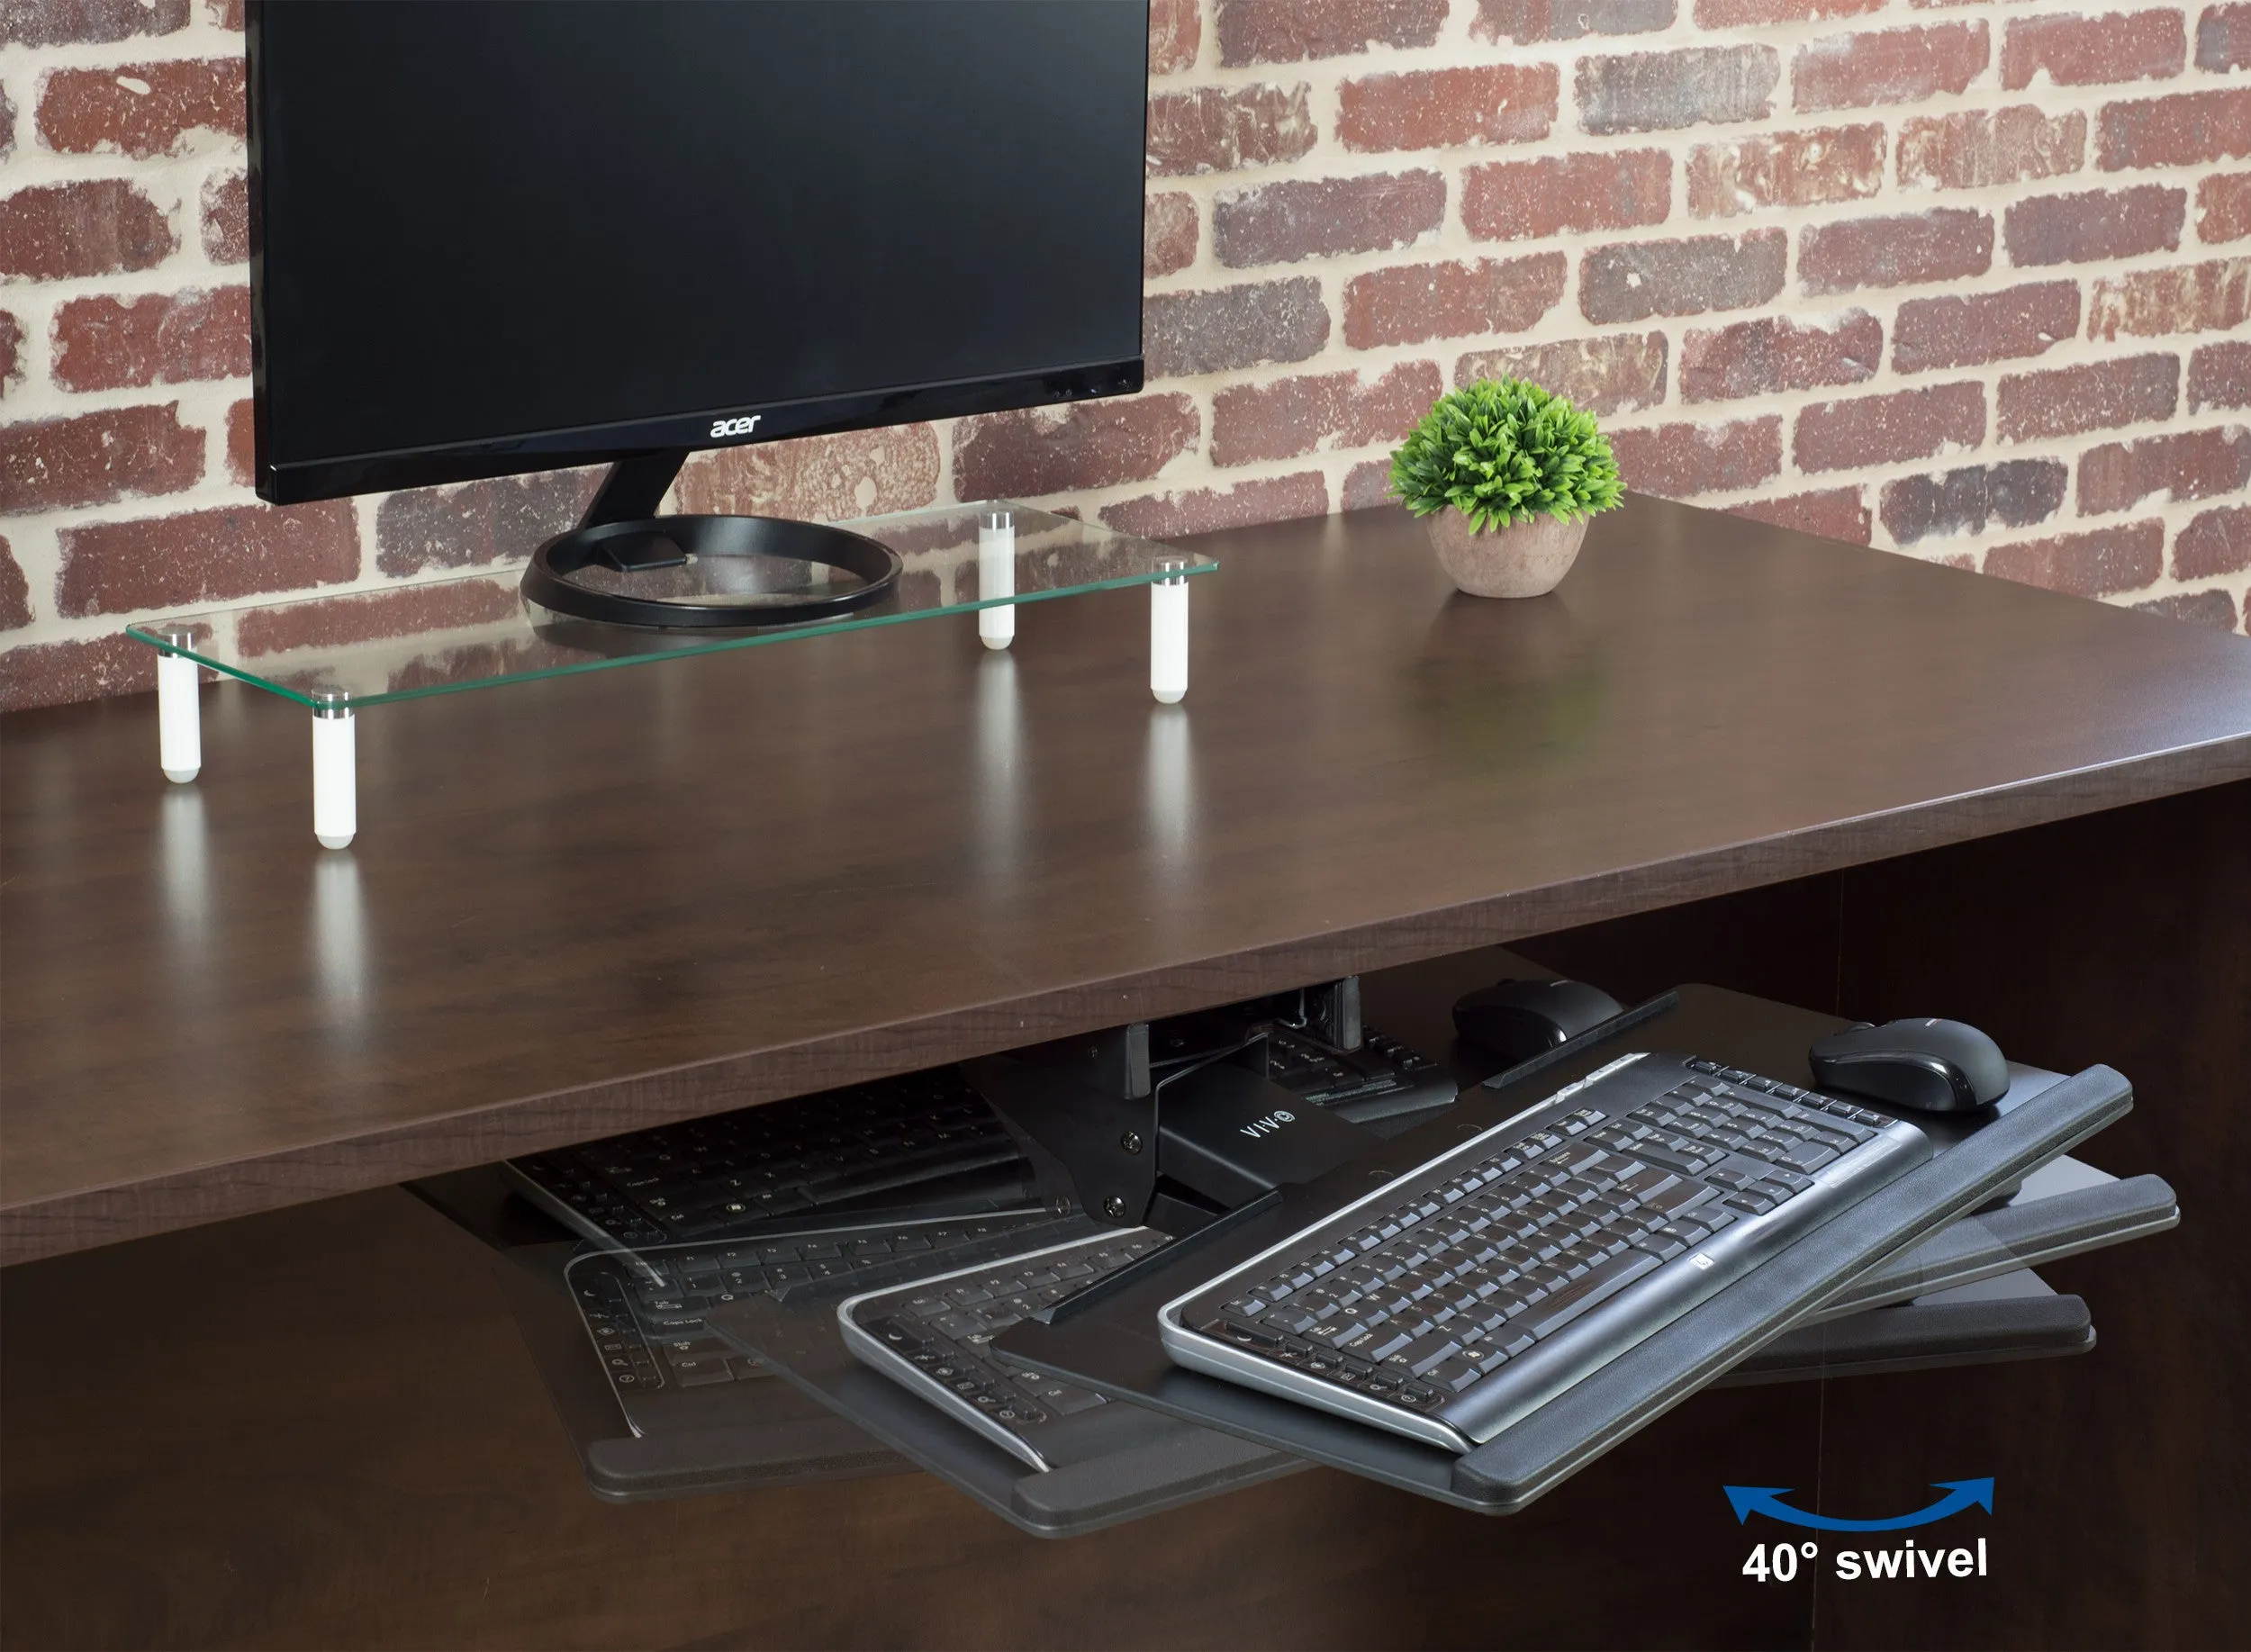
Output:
[6, 495, 2250, 1264]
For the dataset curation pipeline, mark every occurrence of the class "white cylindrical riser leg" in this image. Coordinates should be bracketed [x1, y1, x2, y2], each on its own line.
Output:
[978, 516, 1016, 650]
[158, 651, 201, 783]
[1150, 578, 1189, 705]
[313, 709, 357, 850]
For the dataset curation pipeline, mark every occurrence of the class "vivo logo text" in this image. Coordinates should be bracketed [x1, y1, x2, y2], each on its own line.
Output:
[710, 415, 764, 438]
[1239, 1109, 1297, 1139]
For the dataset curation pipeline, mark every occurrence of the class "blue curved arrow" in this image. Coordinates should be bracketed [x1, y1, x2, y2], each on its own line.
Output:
[1724, 1479, 1993, 1531]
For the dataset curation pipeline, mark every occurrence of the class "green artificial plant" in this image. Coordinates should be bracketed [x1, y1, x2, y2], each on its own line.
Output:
[1388, 377, 1624, 533]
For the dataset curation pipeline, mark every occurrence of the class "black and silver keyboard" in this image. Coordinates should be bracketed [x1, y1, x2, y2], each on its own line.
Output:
[567, 1211, 1069, 1417]
[841, 1230, 1168, 1470]
[1161, 1052, 1930, 1451]
[510, 1068, 1034, 1250]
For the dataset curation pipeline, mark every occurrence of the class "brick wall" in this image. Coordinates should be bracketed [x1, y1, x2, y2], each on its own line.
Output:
[3, 0, 2246, 712]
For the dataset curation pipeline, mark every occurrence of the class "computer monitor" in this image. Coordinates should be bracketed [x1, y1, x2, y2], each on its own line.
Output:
[249, 0, 1149, 625]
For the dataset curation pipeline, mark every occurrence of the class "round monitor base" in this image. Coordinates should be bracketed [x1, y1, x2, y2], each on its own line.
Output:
[521, 515, 903, 630]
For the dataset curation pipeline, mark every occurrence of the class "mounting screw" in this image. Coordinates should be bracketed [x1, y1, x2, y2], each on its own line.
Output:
[1119, 1130, 1144, 1154]
[1101, 1195, 1127, 1219]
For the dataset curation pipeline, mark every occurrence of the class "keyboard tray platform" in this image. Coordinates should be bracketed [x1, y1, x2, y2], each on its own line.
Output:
[996, 987, 2138, 1516]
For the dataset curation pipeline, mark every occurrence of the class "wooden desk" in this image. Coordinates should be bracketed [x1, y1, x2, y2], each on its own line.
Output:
[4, 498, 2247, 1648]
[6, 495, 2250, 1263]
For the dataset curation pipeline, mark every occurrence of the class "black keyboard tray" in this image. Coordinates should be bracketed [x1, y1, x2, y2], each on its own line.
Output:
[996, 986, 2137, 1516]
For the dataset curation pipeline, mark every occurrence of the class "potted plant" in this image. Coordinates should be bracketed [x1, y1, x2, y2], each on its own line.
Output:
[1388, 377, 1624, 599]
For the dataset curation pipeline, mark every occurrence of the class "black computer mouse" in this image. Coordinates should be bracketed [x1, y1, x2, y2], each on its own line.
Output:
[1808, 1018, 2011, 1114]
[1451, 978, 1624, 1064]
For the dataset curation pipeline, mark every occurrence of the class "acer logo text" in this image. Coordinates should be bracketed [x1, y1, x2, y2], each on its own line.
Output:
[1238, 1108, 1297, 1139]
[710, 415, 763, 438]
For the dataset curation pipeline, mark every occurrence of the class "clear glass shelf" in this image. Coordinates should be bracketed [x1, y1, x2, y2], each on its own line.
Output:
[126, 502, 1214, 709]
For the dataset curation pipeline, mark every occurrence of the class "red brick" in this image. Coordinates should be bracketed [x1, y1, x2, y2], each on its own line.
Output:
[1342, 456, 1396, 511]
[36, 59, 243, 158]
[0, 0, 185, 47]
[1580, 230, 1785, 323]
[56, 499, 357, 617]
[1998, 355, 2179, 441]
[2077, 425, 2251, 513]
[1454, 333, 1669, 416]
[1687, 126, 1883, 218]
[0, 633, 157, 713]
[238, 579, 523, 658]
[1794, 383, 1985, 473]
[954, 394, 1199, 500]
[1578, 47, 1779, 134]
[1146, 279, 1330, 375]
[1897, 107, 2085, 191]
[2201, 3, 2251, 68]
[0, 308, 22, 396]
[2002, 11, 2187, 89]
[0, 533, 29, 628]
[1696, 0, 1882, 21]
[1794, 23, 1989, 113]
[1681, 311, 1881, 402]
[1343, 255, 1566, 348]
[1145, 85, 1315, 176]
[2174, 503, 2251, 577]
[2007, 185, 2186, 268]
[2136, 588, 2240, 628]
[205, 0, 240, 26]
[1145, 192, 1198, 278]
[373, 468, 605, 576]
[1463, 150, 1669, 241]
[1985, 521, 2164, 597]
[1728, 487, 1873, 545]
[201, 168, 245, 263]
[1878, 461, 2069, 544]
[1799, 208, 1993, 294]
[1337, 64, 1558, 152]
[50, 286, 249, 392]
[0, 179, 174, 280]
[1216, 0, 1446, 66]
[1215, 172, 1444, 267]
[2188, 339, 2251, 409]
[1, 403, 202, 515]
[225, 395, 253, 484]
[1210, 362, 1442, 466]
[671, 427, 939, 522]
[1325, 361, 1443, 448]
[1607, 417, 1784, 498]
[1474, 0, 1677, 41]
[2174, 494, 2251, 578]
[2098, 88, 2251, 170]
[1149, 0, 1200, 74]
[1894, 283, 2080, 374]
[2198, 173, 2251, 245]
[1098, 471, 1328, 538]
[2087, 257, 2251, 338]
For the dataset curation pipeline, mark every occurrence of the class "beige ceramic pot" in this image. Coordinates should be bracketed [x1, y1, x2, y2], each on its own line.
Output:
[1424, 509, 1587, 599]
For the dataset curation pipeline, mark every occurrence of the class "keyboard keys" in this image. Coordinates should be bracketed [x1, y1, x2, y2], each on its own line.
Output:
[1395, 1333, 1462, 1376]
[1176, 1052, 1916, 1440]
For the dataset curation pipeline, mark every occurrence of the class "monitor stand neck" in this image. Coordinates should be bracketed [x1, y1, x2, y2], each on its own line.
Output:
[578, 449, 690, 529]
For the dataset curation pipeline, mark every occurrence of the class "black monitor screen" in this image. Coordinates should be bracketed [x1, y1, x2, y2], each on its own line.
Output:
[250, 0, 1149, 502]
